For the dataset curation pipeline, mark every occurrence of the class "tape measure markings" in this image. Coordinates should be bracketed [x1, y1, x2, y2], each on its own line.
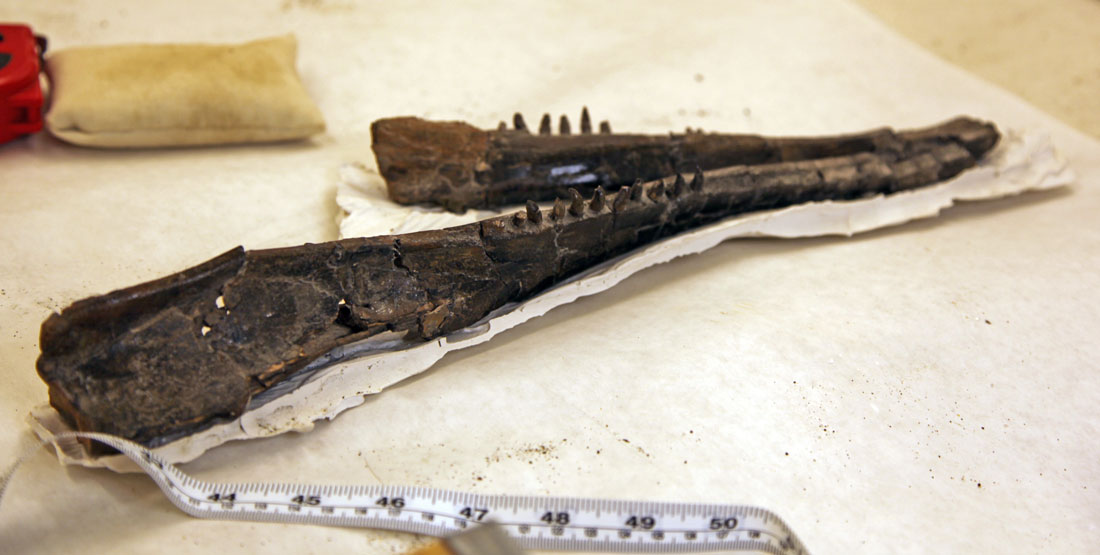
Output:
[3, 432, 807, 554]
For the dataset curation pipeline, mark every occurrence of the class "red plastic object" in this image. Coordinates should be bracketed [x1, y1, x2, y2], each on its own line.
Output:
[0, 23, 45, 144]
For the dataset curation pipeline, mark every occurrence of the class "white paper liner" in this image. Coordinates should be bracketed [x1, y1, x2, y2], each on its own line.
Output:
[30, 129, 1074, 472]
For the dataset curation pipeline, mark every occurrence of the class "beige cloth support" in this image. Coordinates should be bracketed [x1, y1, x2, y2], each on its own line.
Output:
[44, 35, 325, 148]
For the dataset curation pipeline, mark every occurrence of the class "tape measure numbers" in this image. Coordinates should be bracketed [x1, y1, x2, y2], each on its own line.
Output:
[3, 433, 807, 554]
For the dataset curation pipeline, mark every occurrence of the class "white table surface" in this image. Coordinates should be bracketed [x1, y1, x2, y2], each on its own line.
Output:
[0, 1, 1097, 553]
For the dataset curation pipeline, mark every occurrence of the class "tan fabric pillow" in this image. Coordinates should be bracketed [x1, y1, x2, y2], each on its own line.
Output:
[45, 35, 325, 148]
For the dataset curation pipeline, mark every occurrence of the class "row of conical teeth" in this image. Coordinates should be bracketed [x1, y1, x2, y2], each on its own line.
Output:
[500, 107, 612, 135]
[511, 167, 706, 227]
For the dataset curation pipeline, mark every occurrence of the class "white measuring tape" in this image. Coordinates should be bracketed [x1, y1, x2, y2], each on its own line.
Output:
[2, 432, 807, 554]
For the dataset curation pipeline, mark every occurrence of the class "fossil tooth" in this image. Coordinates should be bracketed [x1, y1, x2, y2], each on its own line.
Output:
[552, 197, 568, 220]
[498, 121, 507, 131]
[647, 179, 666, 201]
[559, 115, 571, 135]
[526, 200, 543, 224]
[629, 178, 645, 201]
[568, 188, 585, 216]
[40, 117, 1001, 450]
[513, 112, 528, 132]
[612, 185, 631, 212]
[539, 114, 552, 136]
[589, 187, 606, 212]
[690, 166, 704, 191]
[599, 120, 612, 134]
[580, 107, 592, 134]
[670, 173, 686, 197]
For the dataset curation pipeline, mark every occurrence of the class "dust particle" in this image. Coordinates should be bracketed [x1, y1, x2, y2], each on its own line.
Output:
[520, 444, 556, 457]
[694, 73, 704, 83]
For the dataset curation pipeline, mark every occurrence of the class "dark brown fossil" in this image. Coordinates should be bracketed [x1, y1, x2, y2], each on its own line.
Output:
[371, 108, 977, 212]
[37, 117, 998, 452]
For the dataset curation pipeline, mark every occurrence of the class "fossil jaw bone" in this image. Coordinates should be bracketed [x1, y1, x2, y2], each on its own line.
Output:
[371, 110, 998, 211]
[38, 117, 999, 452]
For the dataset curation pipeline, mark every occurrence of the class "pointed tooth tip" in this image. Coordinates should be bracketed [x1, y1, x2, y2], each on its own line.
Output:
[580, 107, 592, 134]
[568, 188, 585, 215]
[589, 187, 606, 212]
[671, 173, 686, 196]
[612, 186, 630, 212]
[539, 114, 552, 135]
[526, 200, 543, 223]
[691, 166, 705, 190]
[552, 197, 567, 220]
